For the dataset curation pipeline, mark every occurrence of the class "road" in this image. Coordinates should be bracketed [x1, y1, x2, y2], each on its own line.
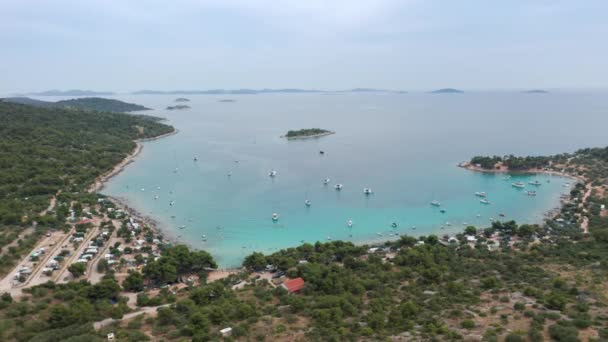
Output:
[87, 222, 118, 284]
[0, 229, 70, 297]
[54, 223, 99, 283]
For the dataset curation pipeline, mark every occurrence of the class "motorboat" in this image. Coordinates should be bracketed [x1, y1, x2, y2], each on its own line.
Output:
[269, 170, 277, 177]
[430, 200, 441, 206]
[512, 182, 525, 188]
[347, 219, 353, 228]
[272, 213, 279, 221]
[527, 190, 537, 196]
[440, 208, 447, 213]
[305, 200, 312, 207]
[529, 180, 542, 186]
[391, 222, 398, 228]
[363, 188, 373, 195]
[480, 199, 490, 204]
[323, 178, 331, 185]
[475, 191, 487, 197]
[335, 184, 343, 190]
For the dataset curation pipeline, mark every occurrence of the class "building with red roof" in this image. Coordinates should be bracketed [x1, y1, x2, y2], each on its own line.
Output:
[281, 277, 305, 293]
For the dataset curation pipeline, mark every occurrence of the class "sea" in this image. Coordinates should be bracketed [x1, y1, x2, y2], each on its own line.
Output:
[33, 91, 608, 267]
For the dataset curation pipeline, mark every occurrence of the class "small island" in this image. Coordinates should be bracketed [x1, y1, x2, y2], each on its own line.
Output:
[522, 89, 549, 94]
[166, 104, 191, 110]
[282, 128, 335, 139]
[174, 97, 190, 102]
[430, 88, 464, 94]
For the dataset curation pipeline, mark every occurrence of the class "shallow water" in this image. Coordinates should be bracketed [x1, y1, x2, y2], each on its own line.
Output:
[94, 92, 608, 267]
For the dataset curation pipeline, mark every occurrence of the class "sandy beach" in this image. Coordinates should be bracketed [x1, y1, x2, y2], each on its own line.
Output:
[88, 129, 178, 193]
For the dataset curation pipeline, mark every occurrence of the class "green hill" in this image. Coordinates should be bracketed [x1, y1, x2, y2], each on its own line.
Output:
[0, 101, 173, 224]
[2, 97, 150, 113]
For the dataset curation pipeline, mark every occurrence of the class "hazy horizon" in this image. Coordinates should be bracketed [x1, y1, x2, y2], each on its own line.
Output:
[2, 0, 607, 94]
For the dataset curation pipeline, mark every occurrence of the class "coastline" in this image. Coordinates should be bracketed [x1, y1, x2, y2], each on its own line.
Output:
[88, 128, 182, 244]
[88, 129, 178, 193]
[457, 161, 586, 183]
[458, 161, 586, 222]
[282, 131, 335, 140]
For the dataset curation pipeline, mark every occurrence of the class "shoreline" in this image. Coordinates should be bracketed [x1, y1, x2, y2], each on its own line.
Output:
[458, 161, 586, 222]
[88, 129, 178, 193]
[457, 161, 586, 183]
[91, 145, 583, 271]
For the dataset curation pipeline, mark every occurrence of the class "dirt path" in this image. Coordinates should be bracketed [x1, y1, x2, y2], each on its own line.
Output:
[579, 183, 593, 233]
[0, 229, 72, 297]
[87, 223, 118, 284]
[54, 224, 99, 283]
[93, 303, 172, 330]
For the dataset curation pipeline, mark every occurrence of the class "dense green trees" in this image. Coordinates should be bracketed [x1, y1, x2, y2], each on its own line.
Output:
[68, 263, 86, 278]
[0, 101, 173, 224]
[122, 270, 145, 292]
[142, 245, 216, 285]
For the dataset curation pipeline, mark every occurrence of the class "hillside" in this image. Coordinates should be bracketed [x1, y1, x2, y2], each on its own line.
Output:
[2, 97, 150, 113]
[0, 101, 173, 224]
[28, 90, 114, 96]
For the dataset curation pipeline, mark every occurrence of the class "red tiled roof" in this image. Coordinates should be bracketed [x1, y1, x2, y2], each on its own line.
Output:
[282, 277, 305, 293]
[76, 219, 93, 225]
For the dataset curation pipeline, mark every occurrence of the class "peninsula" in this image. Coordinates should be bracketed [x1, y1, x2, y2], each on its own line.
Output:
[1, 97, 150, 113]
[282, 128, 335, 139]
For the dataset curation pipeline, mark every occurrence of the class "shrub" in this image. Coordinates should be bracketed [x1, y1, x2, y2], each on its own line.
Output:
[461, 319, 475, 329]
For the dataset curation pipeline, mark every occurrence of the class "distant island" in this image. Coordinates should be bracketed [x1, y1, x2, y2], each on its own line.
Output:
[218, 99, 236, 103]
[430, 88, 464, 94]
[522, 89, 549, 94]
[1, 97, 150, 112]
[174, 97, 190, 102]
[283, 128, 335, 139]
[27, 89, 115, 96]
[166, 104, 191, 110]
[131, 88, 407, 95]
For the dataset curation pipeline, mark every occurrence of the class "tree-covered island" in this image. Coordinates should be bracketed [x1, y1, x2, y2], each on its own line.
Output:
[283, 128, 335, 139]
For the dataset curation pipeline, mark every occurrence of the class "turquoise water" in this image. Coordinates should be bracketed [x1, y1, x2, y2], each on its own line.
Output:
[95, 92, 608, 267]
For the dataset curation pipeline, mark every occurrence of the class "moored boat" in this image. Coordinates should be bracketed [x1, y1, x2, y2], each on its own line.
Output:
[512, 182, 525, 188]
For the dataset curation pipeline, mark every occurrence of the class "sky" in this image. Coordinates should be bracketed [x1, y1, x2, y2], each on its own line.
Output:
[1, 0, 607, 93]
